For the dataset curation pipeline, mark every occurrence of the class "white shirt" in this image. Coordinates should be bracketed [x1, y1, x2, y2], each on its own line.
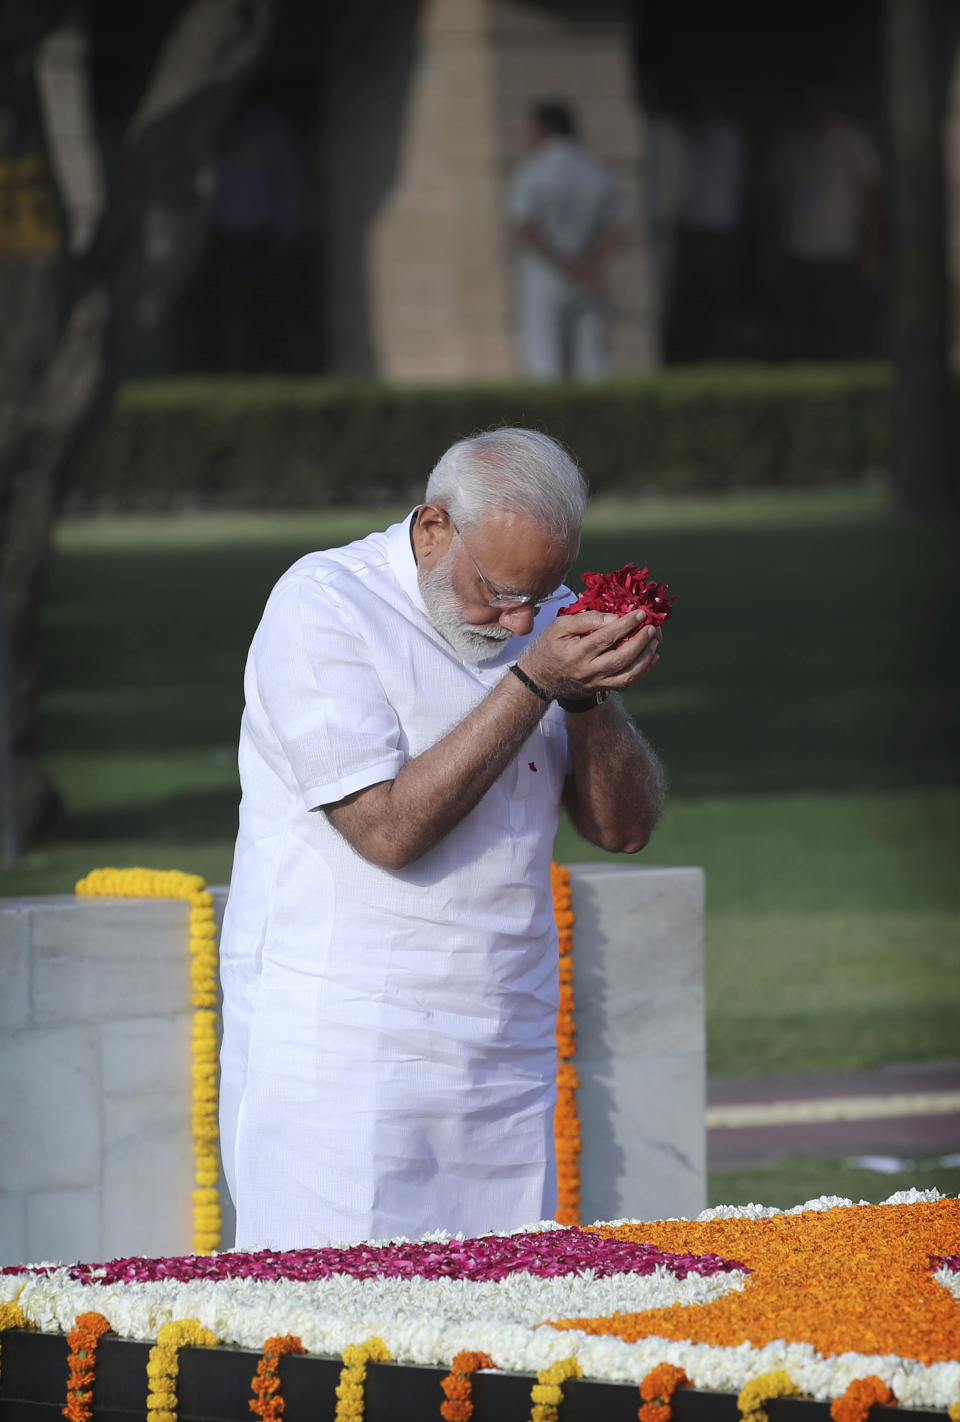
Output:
[219, 514, 571, 1248]
[768, 120, 881, 260]
[507, 136, 621, 271]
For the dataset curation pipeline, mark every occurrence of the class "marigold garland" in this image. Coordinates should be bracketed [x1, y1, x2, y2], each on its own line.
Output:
[551, 861, 580, 1226]
[145, 1318, 219, 1422]
[439, 1349, 496, 1421]
[829, 1377, 896, 1422]
[737, 1370, 803, 1422]
[249, 1334, 305, 1421]
[334, 1337, 392, 1422]
[62, 1312, 111, 1422]
[529, 1355, 582, 1422]
[0, 1300, 28, 1381]
[639, 1362, 691, 1422]
[947, 1403, 960, 1422]
[76, 867, 222, 1254]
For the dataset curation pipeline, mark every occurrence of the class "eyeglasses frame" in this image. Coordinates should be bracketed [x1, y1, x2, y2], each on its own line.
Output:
[448, 516, 570, 610]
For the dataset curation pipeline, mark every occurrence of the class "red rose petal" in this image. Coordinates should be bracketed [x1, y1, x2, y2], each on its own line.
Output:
[558, 563, 675, 626]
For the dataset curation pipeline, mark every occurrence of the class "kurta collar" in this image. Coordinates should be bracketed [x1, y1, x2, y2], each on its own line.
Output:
[385, 508, 428, 617]
[383, 507, 564, 680]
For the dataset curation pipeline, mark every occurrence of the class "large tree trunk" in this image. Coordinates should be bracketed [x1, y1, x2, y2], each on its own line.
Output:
[0, 0, 272, 848]
[883, 0, 959, 515]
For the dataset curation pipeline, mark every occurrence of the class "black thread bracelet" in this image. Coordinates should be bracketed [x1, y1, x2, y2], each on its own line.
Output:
[509, 663, 552, 702]
[509, 664, 610, 713]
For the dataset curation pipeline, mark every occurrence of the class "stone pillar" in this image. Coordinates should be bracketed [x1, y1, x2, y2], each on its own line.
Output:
[368, 0, 514, 378]
[366, 0, 654, 378]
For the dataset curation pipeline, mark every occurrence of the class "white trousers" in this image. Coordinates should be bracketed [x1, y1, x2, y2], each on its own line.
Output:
[516, 261, 610, 379]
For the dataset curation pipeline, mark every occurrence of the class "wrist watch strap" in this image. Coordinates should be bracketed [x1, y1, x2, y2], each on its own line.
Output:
[557, 689, 610, 713]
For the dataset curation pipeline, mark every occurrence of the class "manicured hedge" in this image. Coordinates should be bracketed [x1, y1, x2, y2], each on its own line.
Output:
[70, 364, 897, 510]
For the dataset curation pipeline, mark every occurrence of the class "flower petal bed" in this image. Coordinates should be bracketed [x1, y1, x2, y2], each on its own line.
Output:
[2, 1192, 958, 1411]
[2, 1227, 745, 1288]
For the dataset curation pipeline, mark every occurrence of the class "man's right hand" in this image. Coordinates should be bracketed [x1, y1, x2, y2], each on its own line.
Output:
[519, 608, 661, 700]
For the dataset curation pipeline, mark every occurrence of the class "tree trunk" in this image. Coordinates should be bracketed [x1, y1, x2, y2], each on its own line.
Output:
[0, 0, 273, 847]
[883, 0, 959, 516]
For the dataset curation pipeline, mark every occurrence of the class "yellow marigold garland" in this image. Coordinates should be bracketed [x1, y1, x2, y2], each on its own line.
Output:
[738, 1371, 803, 1422]
[551, 861, 580, 1226]
[334, 1337, 392, 1421]
[76, 867, 222, 1254]
[62, 1312, 111, 1422]
[948, 1403, 960, 1422]
[145, 1318, 219, 1422]
[0, 1300, 28, 1381]
[529, 1355, 582, 1422]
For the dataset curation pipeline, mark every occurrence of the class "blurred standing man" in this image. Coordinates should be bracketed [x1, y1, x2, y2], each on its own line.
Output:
[219, 429, 665, 1249]
[507, 102, 624, 378]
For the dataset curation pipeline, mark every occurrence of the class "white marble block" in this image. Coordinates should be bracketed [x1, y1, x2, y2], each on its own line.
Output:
[569, 864, 706, 1224]
[0, 867, 704, 1263]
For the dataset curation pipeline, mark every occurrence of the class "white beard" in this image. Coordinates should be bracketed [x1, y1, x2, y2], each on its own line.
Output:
[418, 552, 513, 664]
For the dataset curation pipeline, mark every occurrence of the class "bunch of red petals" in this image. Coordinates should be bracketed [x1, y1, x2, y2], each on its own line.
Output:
[558, 563, 674, 626]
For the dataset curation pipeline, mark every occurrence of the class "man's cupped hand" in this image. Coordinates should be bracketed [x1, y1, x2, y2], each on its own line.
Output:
[518, 608, 661, 700]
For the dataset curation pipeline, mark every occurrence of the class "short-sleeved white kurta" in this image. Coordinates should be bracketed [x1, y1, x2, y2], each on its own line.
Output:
[219, 514, 571, 1249]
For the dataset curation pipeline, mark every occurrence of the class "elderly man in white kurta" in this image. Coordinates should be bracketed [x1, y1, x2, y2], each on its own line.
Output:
[219, 428, 665, 1248]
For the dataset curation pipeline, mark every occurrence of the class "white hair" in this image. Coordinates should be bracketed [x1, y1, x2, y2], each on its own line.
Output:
[424, 428, 588, 548]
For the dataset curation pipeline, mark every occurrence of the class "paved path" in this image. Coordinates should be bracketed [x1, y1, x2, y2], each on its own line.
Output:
[707, 1060, 960, 1170]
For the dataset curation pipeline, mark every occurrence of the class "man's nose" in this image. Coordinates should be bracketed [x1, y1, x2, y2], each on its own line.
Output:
[498, 603, 537, 636]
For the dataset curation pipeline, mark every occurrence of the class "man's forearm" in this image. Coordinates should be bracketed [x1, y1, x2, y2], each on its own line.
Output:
[325, 671, 547, 869]
[563, 696, 665, 853]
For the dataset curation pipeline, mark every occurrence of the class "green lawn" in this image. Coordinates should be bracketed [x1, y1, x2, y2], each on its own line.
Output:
[4, 485, 959, 1086]
[708, 1156, 960, 1210]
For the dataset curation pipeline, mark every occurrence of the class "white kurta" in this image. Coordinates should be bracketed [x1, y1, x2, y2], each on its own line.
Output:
[219, 514, 571, 1249]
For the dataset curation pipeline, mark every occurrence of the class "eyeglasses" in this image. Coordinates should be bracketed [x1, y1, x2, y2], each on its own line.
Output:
[449, 518, 570, 610]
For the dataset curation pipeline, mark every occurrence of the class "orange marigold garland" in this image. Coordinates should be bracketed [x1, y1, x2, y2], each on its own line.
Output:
[829, 1377, 896, 1422]
[62, 1312, 111, 1422]
[551, 861, 580, 1226]
[249, 1334, 305, 1421]
[439, 1349, 496, 1421]
[639, 1362, 691, 1422]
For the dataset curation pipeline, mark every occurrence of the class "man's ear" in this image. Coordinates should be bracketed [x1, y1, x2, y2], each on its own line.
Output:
[413, 503, 452, 565]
